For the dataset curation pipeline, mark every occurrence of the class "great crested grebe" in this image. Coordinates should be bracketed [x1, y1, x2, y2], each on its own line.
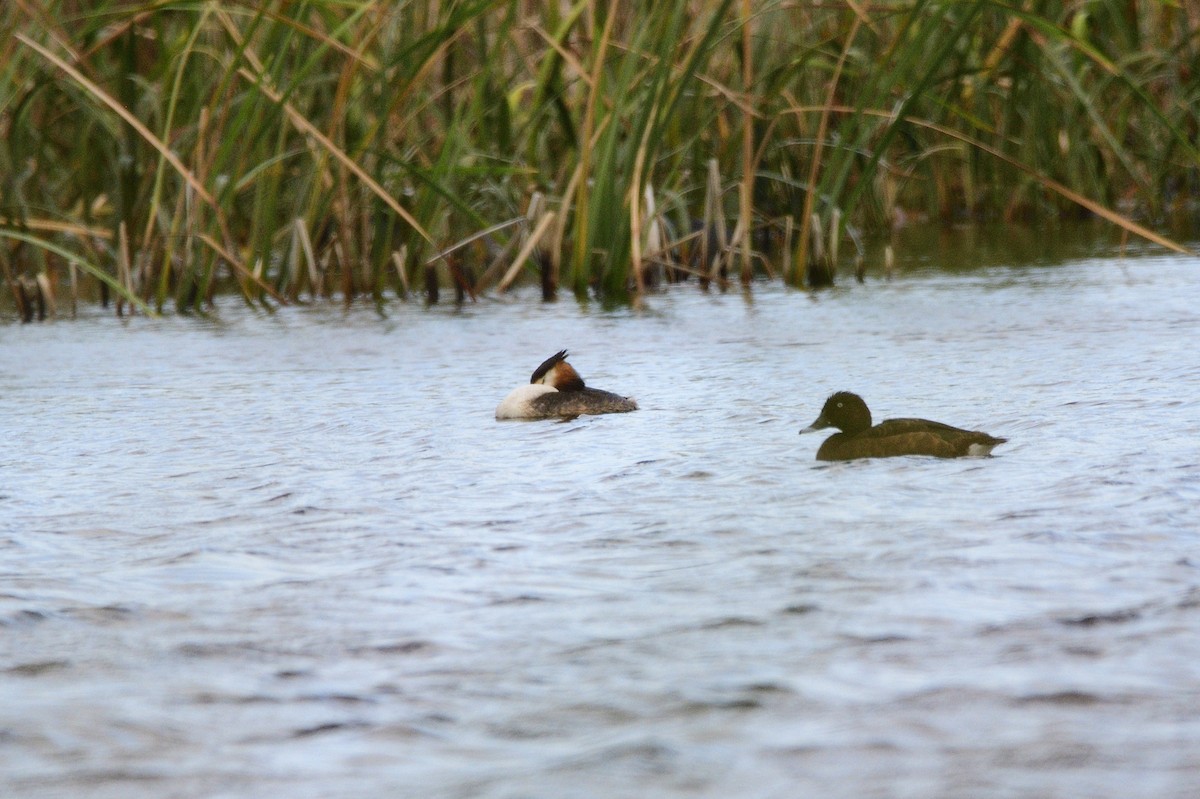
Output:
[799, 391, 1006, 461]
[495, 350, 638, 420]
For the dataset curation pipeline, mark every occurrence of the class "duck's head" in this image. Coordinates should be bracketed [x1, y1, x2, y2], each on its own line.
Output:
[800, 391, 872, 435]
[530, 350, 586, 392]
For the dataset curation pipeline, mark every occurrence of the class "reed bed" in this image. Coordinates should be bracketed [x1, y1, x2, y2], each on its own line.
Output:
[2, 0, 1197, 317]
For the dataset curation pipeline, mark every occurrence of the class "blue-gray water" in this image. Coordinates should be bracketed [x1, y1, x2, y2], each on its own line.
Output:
[3, 237, 1199, 797]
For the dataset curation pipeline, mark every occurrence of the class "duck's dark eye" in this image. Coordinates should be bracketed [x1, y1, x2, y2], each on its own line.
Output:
[836, 402, 843, 408]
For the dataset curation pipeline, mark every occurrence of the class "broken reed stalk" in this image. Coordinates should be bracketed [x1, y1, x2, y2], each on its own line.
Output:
[702, 159, 729, 284]
[293, 218, 320, 298]
[808, 213, 825, 271]
[117, 221, 131, 317]
[13, 275, 46, 322]
[392, 247, 409, 298]
[828, 208, 841, 267]
[67, 258, 78, 316]
[781, 215, 794, 281]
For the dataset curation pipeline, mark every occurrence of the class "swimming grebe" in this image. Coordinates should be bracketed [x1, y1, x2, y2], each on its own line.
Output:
[799, 391, 1006, 461]
[495, 350, 638, 420]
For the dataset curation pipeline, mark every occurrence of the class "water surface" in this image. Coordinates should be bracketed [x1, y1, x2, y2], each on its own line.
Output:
[3, 235, 1199, 798]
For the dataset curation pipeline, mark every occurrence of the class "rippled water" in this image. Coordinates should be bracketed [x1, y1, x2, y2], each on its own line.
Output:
[3, 233, 1200, 798]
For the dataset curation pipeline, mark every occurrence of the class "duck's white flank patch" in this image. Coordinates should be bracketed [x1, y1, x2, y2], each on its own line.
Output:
[967, 441, 999, 457]
[495, 383, 558, 420]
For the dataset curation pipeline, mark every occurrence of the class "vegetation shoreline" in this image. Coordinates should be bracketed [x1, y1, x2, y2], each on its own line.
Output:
[3, 2, 1197, 320]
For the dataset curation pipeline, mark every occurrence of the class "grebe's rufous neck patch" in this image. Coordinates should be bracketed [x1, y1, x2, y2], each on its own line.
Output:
[531, 349, 585, 392]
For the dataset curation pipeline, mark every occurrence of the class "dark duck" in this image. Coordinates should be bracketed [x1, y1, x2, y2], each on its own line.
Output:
[800, 391, 1006, 461]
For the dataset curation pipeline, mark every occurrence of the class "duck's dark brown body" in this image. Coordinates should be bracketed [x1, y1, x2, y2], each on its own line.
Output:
[801, 392, 1006, 461]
